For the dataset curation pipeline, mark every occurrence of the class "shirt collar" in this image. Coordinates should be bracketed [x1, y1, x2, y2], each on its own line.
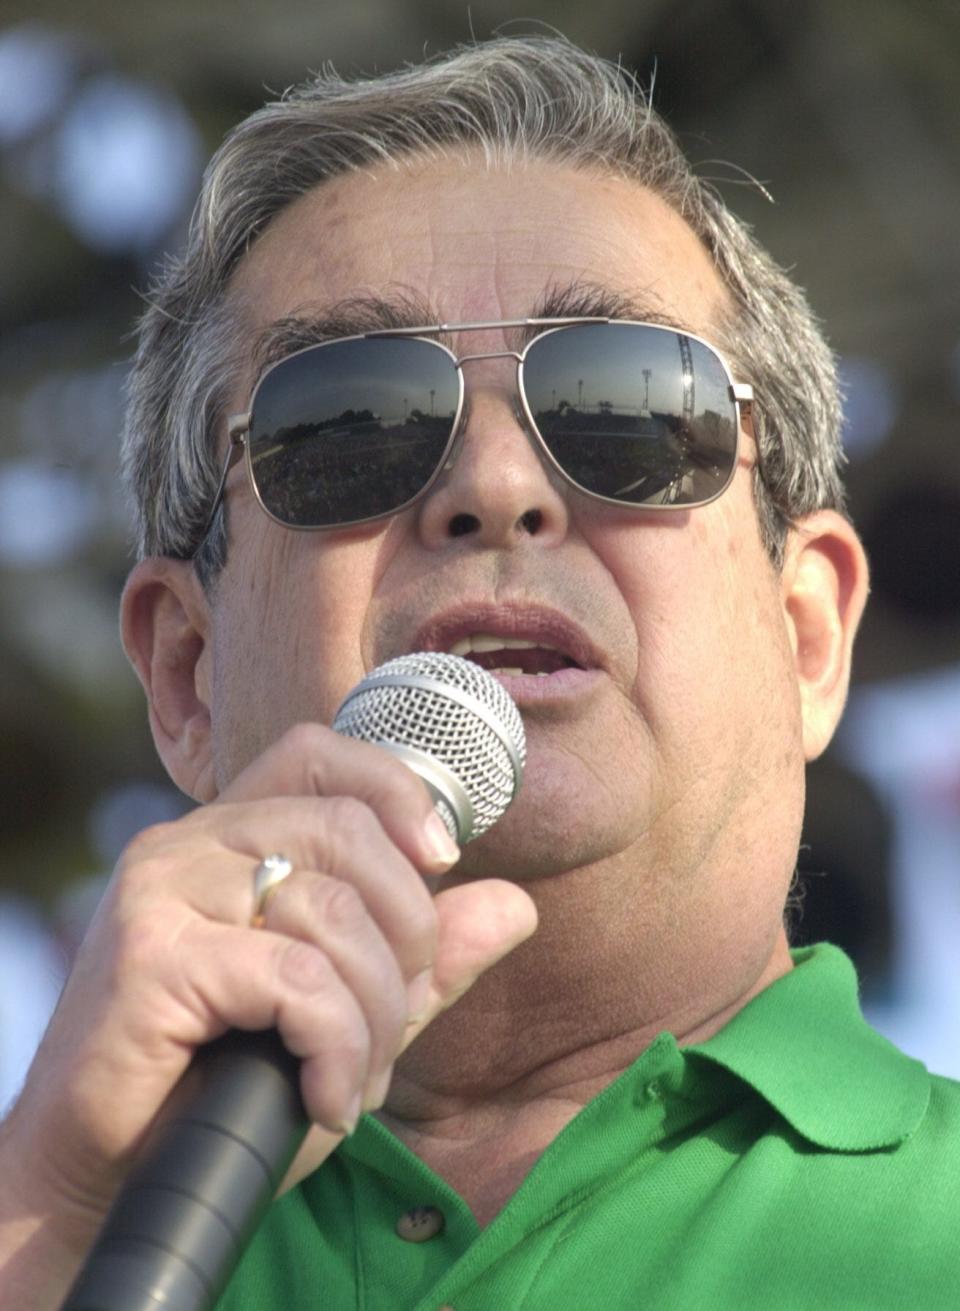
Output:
[687, 942, 930, 1152]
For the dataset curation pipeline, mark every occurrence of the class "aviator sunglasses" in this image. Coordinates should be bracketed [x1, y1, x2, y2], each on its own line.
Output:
[204, 317, 754, 538]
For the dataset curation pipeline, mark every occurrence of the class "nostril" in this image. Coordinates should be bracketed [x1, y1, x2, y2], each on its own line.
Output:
[518, 509, 543, 535]
[448, 512, 479, 538]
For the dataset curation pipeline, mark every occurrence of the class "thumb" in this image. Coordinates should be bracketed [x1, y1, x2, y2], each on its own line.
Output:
[277, 878, 536, 1196]
[401, 878, 538, 1047]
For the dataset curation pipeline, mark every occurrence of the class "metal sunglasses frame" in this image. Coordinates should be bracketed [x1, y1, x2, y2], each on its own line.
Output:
[200, 315, 755, 544]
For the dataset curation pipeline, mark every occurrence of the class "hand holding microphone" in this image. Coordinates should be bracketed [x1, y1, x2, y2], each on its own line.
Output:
[57, 654, 532, 1311]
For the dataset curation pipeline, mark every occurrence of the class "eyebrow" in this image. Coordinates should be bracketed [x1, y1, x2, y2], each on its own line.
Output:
[530, 280, 688, 334]
[251, 290, 442, 374]
[249, 278, 697, 375]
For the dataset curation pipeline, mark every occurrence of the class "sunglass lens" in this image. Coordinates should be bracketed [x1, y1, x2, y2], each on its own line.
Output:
[249, 337, 459, 526]
[524, 323, 739, 506]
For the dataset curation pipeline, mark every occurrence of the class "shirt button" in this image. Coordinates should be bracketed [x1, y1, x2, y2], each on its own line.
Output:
[395, 1205, 445, 1242]
[644, 1079, 663, 1101]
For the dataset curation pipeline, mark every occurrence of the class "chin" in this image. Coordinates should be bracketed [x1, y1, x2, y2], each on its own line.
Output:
[451, 784, 635, 883]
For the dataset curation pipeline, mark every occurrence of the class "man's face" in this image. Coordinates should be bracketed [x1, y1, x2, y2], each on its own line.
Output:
[206, 156, 805, 892]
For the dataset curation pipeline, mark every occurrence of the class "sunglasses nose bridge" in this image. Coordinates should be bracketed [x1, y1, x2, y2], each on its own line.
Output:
[453, 346, 523, 367]
[440, 348, 527, 472]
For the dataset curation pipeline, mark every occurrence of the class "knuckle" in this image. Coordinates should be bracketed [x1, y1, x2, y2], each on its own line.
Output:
[324, 794, 379, 839]
[111, 910, 172, 982]
[277, 938, 338, 997]
[306, 877, 367, 933]
[359, 750, 433, 815]
[115, 823, 178, 884]
[111, 855, 173, 916]
[123, 818, 179, 857]
[393, 767, 434, 812]
[279, 970, 369, 1069]
[327, 1018, 369, 1072]
[280, 721, 334, 759]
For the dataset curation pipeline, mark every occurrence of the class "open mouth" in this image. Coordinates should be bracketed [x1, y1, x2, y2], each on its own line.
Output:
[448, 634, 582, 677]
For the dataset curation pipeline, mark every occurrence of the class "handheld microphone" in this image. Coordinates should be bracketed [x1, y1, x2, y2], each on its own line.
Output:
[61, 653, 524, 1311]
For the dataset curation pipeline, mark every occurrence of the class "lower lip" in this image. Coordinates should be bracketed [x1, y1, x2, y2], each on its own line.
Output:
[488, 665, 603, 705]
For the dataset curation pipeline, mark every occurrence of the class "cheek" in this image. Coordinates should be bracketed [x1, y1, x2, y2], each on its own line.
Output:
[599, 499, 797, 750]
[209, 530, 386, 782]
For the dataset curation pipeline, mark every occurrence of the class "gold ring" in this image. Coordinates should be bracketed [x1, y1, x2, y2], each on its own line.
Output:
[251, 854, 294, 927]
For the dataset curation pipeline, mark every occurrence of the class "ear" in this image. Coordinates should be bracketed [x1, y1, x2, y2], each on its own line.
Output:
[780, 510, 870, 762]
[120, 558, 217, 801]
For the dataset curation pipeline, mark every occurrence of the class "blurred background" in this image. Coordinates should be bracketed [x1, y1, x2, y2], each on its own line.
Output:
[1, 0, 958, 1106]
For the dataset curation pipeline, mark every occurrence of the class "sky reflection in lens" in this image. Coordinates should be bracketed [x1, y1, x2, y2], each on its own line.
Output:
[523, 323, 737, 504]
[250, 337, 458, 525]
[247, 324, 739, 525]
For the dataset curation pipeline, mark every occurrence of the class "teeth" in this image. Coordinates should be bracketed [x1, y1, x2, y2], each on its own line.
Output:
[489, 668, 553, 678]
[449, 633, 559, 656]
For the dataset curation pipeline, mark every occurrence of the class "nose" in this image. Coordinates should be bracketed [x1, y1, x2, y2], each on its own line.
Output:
[416, 373, 571, 550]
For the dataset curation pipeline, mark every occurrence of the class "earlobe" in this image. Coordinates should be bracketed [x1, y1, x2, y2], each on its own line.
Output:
[120, 558, 217, 801]
[781, 511, 870, 762]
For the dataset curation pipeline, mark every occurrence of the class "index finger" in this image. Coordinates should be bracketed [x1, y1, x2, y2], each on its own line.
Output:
[216, 723, 460, 875]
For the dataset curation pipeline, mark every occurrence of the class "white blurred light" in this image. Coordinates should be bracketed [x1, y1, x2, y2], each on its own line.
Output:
[0, 25, 76, 146]
[0, 460, 97, 564]
[840, 667, 960, 785]
[840, 669, 960, 1079]
[0, 897, 66, 1113]
[838, 356, 899, 457]
[53, 73, 201, 252]
[89, 782, 189, 867]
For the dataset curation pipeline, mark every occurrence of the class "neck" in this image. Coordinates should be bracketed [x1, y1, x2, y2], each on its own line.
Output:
[385, 854, 793, 1131]
[377, 856, 791, 1226]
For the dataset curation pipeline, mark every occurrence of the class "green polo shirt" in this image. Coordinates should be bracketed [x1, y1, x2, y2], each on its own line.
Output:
[217, 944, 960, 1308]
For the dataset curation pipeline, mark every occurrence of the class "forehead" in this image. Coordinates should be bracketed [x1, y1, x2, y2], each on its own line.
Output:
[228, 154, 730, 341]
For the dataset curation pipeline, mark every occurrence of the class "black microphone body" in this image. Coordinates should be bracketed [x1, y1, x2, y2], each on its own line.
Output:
[61, 1032, 306, 1311]
[60, 653, 524, 1311]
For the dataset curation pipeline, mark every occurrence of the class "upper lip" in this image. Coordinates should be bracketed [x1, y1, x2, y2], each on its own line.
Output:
[410, 603, 604, 671]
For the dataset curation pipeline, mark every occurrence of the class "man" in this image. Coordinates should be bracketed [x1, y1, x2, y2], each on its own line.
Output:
[1, 35, 957, 1310]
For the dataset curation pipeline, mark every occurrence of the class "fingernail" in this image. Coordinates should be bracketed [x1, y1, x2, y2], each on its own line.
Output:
[407, 966, 433, 1022]
[336, 1092, 363, 1137]
[423, 811, 460, 870]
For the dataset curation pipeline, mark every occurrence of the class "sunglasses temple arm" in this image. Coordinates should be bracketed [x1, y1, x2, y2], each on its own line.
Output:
[192, 427, 247, 560]
[731, 382, 754, 419]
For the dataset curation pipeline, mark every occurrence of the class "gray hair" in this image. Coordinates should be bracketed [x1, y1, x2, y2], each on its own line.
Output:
[122, 35, 847, 585]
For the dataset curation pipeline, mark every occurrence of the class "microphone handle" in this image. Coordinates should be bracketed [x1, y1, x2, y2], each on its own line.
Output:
[60, 1030, 309, 1311]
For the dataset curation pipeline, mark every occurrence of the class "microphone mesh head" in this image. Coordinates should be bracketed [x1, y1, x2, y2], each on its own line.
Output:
[332, 652, 525, 841]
